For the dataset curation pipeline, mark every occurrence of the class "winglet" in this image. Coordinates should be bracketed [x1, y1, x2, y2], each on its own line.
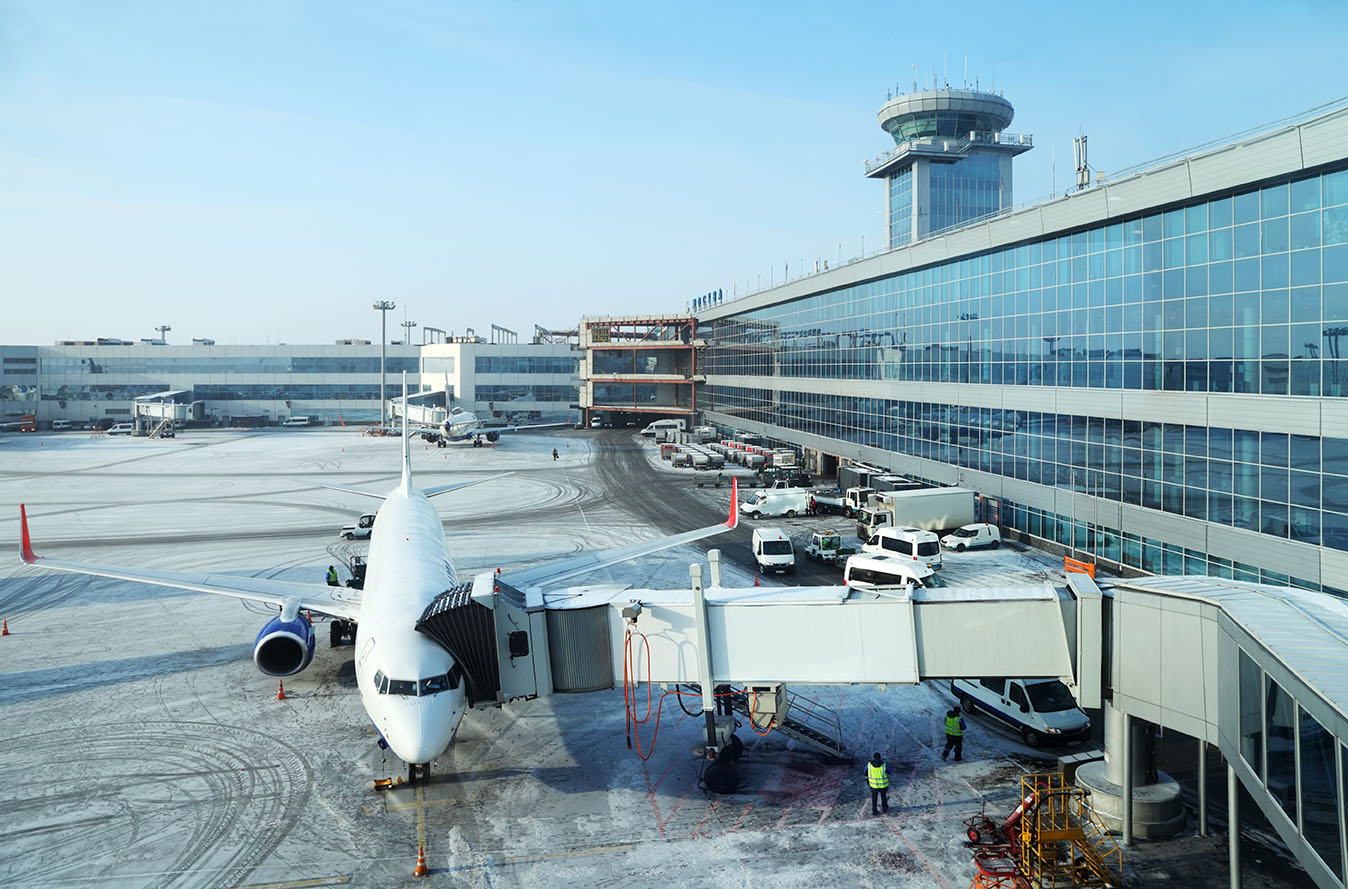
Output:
[19, 504, 39, 564]
[724, 478, 738, 530]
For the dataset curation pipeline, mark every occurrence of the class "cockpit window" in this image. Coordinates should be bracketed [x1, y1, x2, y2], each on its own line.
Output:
[420, 674, 450, 695]
[386, 678, 417, 696]
[373, 670, 386, 693]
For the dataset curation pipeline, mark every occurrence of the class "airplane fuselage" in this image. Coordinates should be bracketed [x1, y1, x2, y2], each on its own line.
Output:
[353, 486, 467, 764]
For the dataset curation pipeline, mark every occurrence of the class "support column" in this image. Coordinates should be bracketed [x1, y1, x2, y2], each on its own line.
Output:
[1121, 710, 1133, 846]
[689, 564, 715, 747]
[1198, 739, 1208, 837]
[1228, 763, 1242, 889]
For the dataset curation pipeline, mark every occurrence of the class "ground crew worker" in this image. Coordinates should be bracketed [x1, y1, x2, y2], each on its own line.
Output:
[866, 752, 889, 815]
[942, 708, 966, 761]
[325, 565, 339, 586]
[552, 448, 559, 461]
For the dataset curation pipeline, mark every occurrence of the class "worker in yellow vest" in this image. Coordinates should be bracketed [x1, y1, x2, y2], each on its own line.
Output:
[866, 752, 889, 815]
[942, 708, 966, 762]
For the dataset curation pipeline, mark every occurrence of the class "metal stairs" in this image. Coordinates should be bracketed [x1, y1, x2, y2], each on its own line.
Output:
[687, 685, 847, 759]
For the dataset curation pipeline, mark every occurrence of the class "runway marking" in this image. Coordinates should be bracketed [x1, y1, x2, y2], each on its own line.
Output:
[227, 877, 352, 889]
[415, 784, 427, 855]
[385, 794, 460, 813]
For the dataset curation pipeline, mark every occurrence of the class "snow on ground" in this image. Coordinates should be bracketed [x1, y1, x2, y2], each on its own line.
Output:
[0, 428, 1304, 888]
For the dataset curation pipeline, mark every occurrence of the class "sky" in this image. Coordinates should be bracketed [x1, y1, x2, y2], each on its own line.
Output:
[3, 0, 1348, 347]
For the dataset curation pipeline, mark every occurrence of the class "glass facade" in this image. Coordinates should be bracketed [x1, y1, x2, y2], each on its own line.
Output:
[476, 385, 578, 403]
[707, 168, 1348, 395]
[38, 356, 421, 375]
[929, 154, 1003, 235]
[475, 356, 578, 375]
[1300, 707, 1342, 879]
[704, 164, 1348, 589]
[888, 166, 913, 247]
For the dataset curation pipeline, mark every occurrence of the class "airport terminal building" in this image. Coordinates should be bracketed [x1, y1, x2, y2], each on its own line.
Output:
[0, 337, 579, 428]
[698, 93, 1348, 594]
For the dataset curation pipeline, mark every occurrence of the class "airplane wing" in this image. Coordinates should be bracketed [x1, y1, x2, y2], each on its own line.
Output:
[421, 472, 513, 499]
[18, 505, 362, 621]
[300, 479, 390, 500]
[497, 479, 738, 590]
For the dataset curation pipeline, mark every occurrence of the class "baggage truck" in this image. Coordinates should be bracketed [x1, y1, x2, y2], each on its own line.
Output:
[855, 487, 976, 539]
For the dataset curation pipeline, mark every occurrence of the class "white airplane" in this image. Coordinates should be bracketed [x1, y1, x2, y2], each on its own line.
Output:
[391, 376, 570, 446]
[18, 389, 737, 783]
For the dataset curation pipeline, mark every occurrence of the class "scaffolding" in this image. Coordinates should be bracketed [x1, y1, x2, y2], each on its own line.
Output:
[1017, 772, 1122, 888]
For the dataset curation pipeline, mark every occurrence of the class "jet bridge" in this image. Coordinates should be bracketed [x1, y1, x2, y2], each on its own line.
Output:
[417, 568, 1098, 713]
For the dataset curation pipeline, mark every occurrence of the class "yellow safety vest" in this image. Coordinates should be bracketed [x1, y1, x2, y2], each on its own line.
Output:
[945, 715, 963, 737]
[867, 762, 889, 788]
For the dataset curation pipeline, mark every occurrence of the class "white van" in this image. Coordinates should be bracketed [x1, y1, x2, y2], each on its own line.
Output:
[843, 553, 946, 590]
[282, 416, 312, 427]
[106, 423, 134, 435]
[739, 488, 812, 519]
[941, 523, 1002, 551]
[641, 418, 686, 438]
[52, 419, 74, 431]
[751, 528, 795, 574]
[861, 526, 942, 569]
[949, 678, 1092, 747]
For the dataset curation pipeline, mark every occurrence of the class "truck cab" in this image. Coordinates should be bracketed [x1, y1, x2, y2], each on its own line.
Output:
[843, 487, 876, 517]
[340, 514, 376, 540]
[751, 528, 795, 574]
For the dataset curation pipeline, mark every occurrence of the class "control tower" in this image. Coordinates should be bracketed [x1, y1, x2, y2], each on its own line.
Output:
[864, 88, 1033, 248]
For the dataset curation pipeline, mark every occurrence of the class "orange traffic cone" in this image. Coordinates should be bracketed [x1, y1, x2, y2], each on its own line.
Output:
[1, 618, 8, 636]
[276, 680, 286, 700]
[413, 845, 429, 877]
[753, 572, 760, 587]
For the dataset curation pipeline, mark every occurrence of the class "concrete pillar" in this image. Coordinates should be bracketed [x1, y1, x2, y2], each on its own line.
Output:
[1198, 739, 1208, 837]
[1121, 710, 1133, 846]
[1228, 763, 1242, 889]
[1104, 702, 1146, 785]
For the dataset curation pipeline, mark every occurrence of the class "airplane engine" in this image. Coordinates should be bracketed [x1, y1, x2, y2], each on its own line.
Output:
[253, 613, 317, 676]
[486, 430, 499, 442]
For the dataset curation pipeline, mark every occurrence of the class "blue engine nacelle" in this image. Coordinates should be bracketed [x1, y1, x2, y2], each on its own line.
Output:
[253, 613, 317, 676]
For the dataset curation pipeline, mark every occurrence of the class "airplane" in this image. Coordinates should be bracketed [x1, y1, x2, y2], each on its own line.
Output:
[18, 377, 738, 783]
[390, 375, 570, 447]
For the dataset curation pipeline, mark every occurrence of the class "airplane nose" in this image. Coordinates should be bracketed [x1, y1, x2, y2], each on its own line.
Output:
[388, 700, 456, 764]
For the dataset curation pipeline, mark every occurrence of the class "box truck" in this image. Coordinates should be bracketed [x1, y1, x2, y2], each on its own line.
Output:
[855, 487, 976, 540]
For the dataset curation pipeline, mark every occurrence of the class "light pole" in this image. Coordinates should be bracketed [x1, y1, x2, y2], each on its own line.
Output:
[372, 301, 396, 426]
[401, 317, 417, 346]
[156, 324, 171, 344]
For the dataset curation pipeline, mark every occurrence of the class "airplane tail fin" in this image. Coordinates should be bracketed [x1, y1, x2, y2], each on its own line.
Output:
[400, 372, 412, 494]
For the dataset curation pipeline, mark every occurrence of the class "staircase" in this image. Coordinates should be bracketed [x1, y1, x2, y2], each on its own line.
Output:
[687, 685, 847, 759]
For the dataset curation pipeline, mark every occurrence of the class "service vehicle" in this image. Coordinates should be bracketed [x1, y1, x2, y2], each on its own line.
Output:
[641, 418, 686, 438]
[856, 487, 976, 540]
[941, 523, 1002, 551]
[52, 419, 74, 431]
[339, 513, 377, 540]
[861, 526, 943, 569]
[809, 491, 849, 515]
[589, 416, 604, 428]
[751, 527, 795, 574]
[843, 554, 945, 590]
[107, 423, 134, 435]
[738, 488, 812, 519]
[763, 470, 812, 488]
[949, 678, 1091, 747]
[282, 416, 312, 427]
[803, 530, 858, 565]
[840, 486, 877, 517]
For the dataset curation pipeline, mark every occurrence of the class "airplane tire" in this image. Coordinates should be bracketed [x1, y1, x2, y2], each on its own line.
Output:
[330, 622, 343, 647]
[703, 760, 739, 794]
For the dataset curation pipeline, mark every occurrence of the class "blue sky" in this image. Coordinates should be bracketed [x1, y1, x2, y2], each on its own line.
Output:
[3, 0, 1348, 346]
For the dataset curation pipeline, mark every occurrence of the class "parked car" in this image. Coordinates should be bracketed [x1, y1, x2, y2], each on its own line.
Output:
[949, 677, 1091, 747]
[941, 523, 1002, 551]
